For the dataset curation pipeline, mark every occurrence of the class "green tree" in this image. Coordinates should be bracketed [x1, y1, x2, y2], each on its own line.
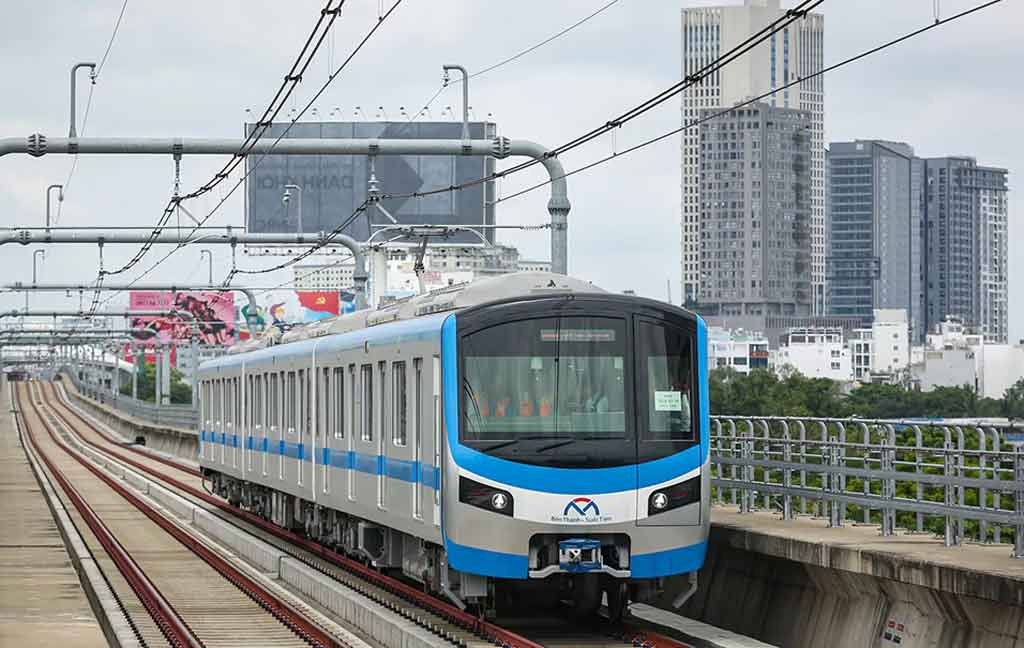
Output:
[120, 361, 192, 405]
[1003, 378, 1024, 420]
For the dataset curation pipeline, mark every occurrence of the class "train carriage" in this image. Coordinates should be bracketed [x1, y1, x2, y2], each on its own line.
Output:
[198, 272, 709, 616]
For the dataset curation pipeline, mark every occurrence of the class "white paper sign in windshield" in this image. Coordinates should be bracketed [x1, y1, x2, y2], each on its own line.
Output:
[654, 390, 683, 411]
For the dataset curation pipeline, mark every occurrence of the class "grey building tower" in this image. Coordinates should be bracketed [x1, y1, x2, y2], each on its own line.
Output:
[923, 158, 1009, 343]
[827, 140, 925, 341]
[697, 102, 813, 326]
[681, 0, 825, 312]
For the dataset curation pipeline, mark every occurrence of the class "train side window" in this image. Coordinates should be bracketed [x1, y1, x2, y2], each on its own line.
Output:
[348, 365, 356, 440]
[393, 361, 407, 446]
[360, 364, 373, 442]
[379, 361, 387, 443]
[320, 367, 329, 442]
[297, 369, 305, 437]
[303, 368, 311, 439]
[413, 358, 423, 519]
[333, 367, 344, 439]
[287, 371, 296, 435]
[270, 373, 278, 432]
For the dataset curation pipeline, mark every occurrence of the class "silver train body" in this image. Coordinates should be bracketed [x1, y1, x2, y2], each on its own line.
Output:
[198, 272, 710, 611]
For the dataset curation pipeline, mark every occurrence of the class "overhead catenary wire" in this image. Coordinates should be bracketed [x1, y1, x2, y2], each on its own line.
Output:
[98, 0, 349, 282]
[492, 0, 1006, 205]
[96, 0, 405, 310]
[406, 0, 622, 125]
[377, 0, 824, 205]
[210, 1, 827, 284]
[110, 0, 793, 300]
[57, 0, 129, 226]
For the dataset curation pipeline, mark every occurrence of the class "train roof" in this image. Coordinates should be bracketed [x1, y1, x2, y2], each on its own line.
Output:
[229, 272, 603, 353]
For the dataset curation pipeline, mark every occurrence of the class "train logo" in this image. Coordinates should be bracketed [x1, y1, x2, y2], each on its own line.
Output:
[564, 497, 600, 517]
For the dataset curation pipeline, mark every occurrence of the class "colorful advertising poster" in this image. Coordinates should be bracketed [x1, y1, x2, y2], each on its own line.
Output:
[129, 291, 237, 345]
[297, 291, 339, 321]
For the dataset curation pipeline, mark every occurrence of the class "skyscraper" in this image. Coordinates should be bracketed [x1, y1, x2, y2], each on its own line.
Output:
[923, 158, 1009, 343]
[827, 140, 925, 341]
[681, 0, 825, 311]
[697, 102, 812, 322]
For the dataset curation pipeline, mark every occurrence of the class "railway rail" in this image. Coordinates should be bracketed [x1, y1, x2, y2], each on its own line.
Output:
[37, 378, 694, 648]
[14, 381, 346, 648]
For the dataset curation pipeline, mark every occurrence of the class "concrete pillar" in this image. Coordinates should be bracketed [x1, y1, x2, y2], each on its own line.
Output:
[131, 344, 138, 401]
[159, 345, 171, 406]
[190, 336, 199, 406]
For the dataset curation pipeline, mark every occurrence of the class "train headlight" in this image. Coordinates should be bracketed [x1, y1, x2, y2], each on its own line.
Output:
[459, 477, 514, 517]
[647, 476, 701, 517]
[490, 492, 509, 510]
[651, 492, 669, 511]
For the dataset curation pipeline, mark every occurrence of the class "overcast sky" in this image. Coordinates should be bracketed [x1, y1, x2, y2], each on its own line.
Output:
[1, 0, 1020, 341]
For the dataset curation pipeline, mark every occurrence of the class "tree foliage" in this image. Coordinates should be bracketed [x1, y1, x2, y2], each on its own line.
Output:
[119, 361, 192, 405]
[710, 368, 1014, 419]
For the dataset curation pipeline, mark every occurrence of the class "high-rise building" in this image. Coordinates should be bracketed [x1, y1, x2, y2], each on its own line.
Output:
[923, 158, 1009, 343]
[697, 102, 813, 322]
[826, 140, 925, 341]
[681, 0, 825, 311]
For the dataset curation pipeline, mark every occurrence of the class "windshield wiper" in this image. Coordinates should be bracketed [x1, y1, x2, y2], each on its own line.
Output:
[536, 439, 575, 453]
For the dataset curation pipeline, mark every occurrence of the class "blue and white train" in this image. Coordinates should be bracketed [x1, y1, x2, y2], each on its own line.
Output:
[198, 272, 710, 616]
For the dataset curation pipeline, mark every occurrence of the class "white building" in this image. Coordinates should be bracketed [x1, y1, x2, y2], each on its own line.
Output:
[849, 309, 911, 382]
[681, 0, 825, 311]
[911, 317, 1024, 398]
[292, 262, 356, 291]
[776, 328, 852, 381]
[293, 246, 550, 297]
[708, 328, 771, 374]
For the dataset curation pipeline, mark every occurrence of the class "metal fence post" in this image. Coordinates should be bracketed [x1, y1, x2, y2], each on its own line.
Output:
[741, 419, 755, 514]
[943, 428, 957, 547]
[882, 424, 896, 536]
[913, 425, 925, 533]
[781, 420, 792, 521]
[1015, 446, 1024, 559]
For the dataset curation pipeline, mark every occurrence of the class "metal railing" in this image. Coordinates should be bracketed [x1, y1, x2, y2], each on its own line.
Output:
[65, 370, 199, 429]
[710, 416, 1024, 558]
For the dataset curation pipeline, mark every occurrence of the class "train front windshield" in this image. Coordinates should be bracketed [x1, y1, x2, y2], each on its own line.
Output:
[460, 313, 695, 468]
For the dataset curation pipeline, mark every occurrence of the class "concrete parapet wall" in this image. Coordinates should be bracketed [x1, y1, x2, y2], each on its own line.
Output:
[59, 377, 198, 462]
[661, 515, 1024, 647]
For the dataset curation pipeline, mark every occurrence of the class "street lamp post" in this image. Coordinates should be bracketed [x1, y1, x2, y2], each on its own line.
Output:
[46, 184, 63, 233]
[26, 250, 45, 312]
[283, 184, 303, 234]
[200, 249, 213, 285]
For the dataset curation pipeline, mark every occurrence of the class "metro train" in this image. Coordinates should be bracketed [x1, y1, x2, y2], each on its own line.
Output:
[197, 272, 710, 617]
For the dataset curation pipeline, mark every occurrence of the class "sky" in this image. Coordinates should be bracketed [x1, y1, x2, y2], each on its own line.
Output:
[0, 0, 1020, 341]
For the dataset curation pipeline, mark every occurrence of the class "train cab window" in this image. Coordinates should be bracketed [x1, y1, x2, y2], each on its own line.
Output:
[636, 319, 695, 441]
[462, 316, 627, 439]
[393, 361, 407, 446]
[332, 367, 344, 439]
[360, 364, 373, 441]
[460, 316, 629, 469]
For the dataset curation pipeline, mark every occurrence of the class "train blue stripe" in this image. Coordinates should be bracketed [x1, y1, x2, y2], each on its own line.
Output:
[444, 539, 529, 579]
[202, 432, 441, 489]
[630, 540, 707, 578]
[441, 314, 705, 495]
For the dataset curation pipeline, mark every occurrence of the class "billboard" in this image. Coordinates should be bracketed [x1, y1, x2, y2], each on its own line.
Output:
[128, 291, 237, 345]
[245, 121, 497, 247]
